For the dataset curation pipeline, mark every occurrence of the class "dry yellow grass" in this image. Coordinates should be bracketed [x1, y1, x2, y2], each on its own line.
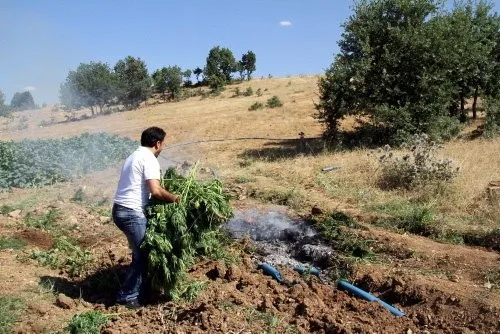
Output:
[1, 76, 499, 232]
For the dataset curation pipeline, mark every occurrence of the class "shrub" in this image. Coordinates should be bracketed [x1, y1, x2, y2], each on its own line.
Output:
[372, 134, 459, 190]
[484, 97, 500, 138]
[266, 96, 283, 108]
[248, 102, 264, 111]
[26, 236, 93, 277]
[244, 87, 253, 96]
[64, 311, 108, 334]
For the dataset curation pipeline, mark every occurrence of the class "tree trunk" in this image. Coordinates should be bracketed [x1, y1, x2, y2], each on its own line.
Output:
[472, 86, 479, 119]
[460, 94, 466, 122]
[90, 106, 95, 117]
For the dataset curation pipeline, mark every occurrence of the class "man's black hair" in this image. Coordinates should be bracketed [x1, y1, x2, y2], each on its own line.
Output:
[141, 127, 166, 147]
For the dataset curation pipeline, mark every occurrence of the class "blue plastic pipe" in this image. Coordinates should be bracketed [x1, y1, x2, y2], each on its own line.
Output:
[337, 280, 405, 317]
[293, 266, 321, 277]
[258, 263, 284, 283]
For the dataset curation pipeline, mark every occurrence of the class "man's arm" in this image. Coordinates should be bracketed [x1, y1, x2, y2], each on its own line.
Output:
[146, 179, 179, 203]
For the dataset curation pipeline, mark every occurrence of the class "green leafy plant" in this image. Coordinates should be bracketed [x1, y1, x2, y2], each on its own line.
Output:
[248, 102, 264, 111]
[244, 87, 253, 96]
[0, 133, 135, 189]
[27, 237, 93, 277]
[143, 166, 233, 300]
[24, 208, 61, 230]
[266, 96, 283, 108]
[64, 311, 108, 334]
[0, 296, 23, 334]
[0, 237, 27, 250]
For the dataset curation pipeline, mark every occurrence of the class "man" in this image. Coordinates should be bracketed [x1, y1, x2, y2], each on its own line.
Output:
[112, 126, 179, 308]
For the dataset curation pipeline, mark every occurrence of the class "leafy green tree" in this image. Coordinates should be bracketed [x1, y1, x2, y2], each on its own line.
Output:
[241, 51, 256, 80]
[11, 91, 36, 111]
[114, 56, 151, 108]
[236, 61, 245, 80]
[193, 67, 203, 83]
[442, 1, 499, 120]
[62, 62, 116, 116]
[59, 77, 84, 111]
[0, 89, 9, 116]
[317, 0, 457, 143]
[152, 68, 169, 101]
[204, 46, 236, 89]
[183, 69, 192, 86]
[152, 66, 183, 101]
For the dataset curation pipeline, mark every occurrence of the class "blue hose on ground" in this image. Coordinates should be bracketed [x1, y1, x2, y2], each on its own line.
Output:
[258, 263, 284, 283]
[337, 280, 405, 317]
[293, 266, 321, 277]
[258, 263, 300, 287]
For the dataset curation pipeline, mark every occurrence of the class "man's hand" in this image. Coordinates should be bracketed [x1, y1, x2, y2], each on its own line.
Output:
[146, 179, 179, 203]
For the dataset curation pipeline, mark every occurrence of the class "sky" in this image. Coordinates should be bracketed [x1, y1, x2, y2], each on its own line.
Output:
[0, 0, 499, 104]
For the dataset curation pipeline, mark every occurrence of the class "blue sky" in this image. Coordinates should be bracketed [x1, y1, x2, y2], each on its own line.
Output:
[0, 0, 499, 104]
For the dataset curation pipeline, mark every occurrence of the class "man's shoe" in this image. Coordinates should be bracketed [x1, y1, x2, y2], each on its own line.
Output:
[117, 298, 142, 310]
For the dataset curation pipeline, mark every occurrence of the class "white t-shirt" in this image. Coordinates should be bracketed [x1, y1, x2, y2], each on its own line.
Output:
[114, 146, 161, 212]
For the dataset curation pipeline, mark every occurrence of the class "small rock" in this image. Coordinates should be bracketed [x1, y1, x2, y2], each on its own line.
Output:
[407, 329, 413, 334]
[56, 294, 74, 309]
[8, 209, 22, 218]
[67, 216, 78, 225]
[484, 281, 493, 290]
[311, 206, 323, 215]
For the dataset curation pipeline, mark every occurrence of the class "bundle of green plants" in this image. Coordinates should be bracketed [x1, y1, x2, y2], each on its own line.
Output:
[143, 166, 233, 299]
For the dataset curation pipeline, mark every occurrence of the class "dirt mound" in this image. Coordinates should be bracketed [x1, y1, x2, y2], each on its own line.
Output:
[16, 229, 54, 250]
[104, 258, 413, 333]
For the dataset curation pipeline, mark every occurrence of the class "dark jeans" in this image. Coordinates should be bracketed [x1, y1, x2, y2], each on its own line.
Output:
[112, 203, 147, 302]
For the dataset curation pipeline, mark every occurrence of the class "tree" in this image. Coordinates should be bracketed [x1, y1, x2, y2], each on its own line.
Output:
[442, 1, 498, 120]
[152, 66, 183, 101]
[11, 91, 35, 111]
[183, 69, 192, 86]
[152, 68, 169, 101]
[62, 62, 115, 116]
[317, 0, 457, 143]
[114, 56, 151, 108]
[0, 89, 9, 116]
[193, 67, 203, 83]
[204, 46, 236, 89]
[241, 51, 256, 80]
[59, 77, 84, 111]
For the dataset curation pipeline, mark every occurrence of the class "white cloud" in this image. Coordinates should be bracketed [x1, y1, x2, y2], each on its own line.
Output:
[279, 21, 292, 27]
[22, 86, 36, 92]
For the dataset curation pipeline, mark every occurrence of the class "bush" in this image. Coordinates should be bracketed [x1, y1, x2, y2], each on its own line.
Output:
[248, 102, 264, 111]
[266, 96, 283, 108]
[484, 97, 500, 138]
[26, 236, 93, 277]
[65, 311, 108, 334]
[373, 134, 459, 190]
[244, 87, 253, 96]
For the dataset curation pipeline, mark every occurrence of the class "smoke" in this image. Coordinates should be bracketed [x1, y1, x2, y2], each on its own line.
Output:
[225, 208, 315, 241]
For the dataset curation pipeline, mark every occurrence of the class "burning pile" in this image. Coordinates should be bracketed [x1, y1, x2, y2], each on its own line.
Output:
[142, 167, 233, 299]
